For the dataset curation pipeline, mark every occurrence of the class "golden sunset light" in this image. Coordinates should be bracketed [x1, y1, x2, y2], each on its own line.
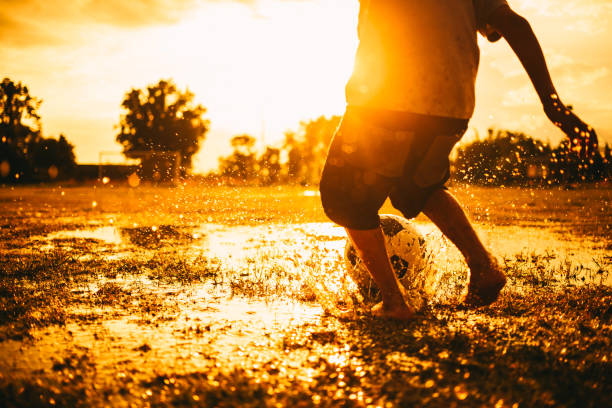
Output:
[1, 0, 609, 173]
[2, 1, 611, 406]
[2, 0, 360, 172]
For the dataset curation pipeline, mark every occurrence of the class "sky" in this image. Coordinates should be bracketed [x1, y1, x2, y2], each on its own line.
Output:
[2, 0, 611, 173]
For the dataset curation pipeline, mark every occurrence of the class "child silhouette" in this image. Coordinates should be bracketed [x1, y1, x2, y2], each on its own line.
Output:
[320, 0, 598, 320]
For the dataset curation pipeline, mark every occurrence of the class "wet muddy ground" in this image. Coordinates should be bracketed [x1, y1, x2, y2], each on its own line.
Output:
[0, 184, 610, 407]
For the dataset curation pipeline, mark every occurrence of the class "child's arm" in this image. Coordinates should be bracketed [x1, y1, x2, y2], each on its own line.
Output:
[488, 5, 598, 157]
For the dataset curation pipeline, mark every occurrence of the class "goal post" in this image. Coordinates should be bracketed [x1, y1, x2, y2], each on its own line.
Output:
[98, 150, 182, 186]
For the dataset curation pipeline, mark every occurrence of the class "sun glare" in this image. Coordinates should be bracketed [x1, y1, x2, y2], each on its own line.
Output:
[171, 1, 359, 143]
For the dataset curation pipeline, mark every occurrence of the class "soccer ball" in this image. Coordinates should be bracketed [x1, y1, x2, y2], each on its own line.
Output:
[345, 214, 429, 307]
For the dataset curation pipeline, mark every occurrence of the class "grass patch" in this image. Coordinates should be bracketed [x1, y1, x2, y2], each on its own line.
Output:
[144, 253, 223, 284]
[228, 256, 301, 298]
[0, 252, 82, 340]
[0, 185, 610, 407]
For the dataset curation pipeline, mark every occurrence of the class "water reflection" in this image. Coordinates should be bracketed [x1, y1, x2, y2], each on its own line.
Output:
[46, 226, 123, 244]
[9, 217, 610, 391]
[118, 225, 194, 248]
[0, 293, 323, 377]
[36, 220, 610, 290]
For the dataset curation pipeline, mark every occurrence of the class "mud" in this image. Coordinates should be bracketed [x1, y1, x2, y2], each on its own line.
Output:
[0, 185, 610, 407]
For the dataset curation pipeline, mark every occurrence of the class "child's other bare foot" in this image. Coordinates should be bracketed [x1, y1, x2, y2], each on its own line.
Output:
[371, 301, 416, 320]
[463, 255, 507, 307]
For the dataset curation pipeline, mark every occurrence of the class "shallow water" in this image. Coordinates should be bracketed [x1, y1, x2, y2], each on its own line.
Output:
[33, 218, 611, 302]
[2, 186, 611, 406]
[0, 293, 322, 374]
[46, 226, 124, 245]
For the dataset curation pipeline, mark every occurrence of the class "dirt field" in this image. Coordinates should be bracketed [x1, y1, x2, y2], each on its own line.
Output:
[0, 184, 610, 407]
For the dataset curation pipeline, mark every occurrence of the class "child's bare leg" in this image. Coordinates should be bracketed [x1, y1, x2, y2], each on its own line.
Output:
[422, 188, 506, 306]
[346, 227, 415, 320]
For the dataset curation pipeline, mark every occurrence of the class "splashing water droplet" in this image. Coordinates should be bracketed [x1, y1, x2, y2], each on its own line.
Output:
[454, 384, 469, 400]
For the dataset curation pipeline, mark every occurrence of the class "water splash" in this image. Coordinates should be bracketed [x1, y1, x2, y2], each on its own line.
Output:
[31, 219, 611, 310]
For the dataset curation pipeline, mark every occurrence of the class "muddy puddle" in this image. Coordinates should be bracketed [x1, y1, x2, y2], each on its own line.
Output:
[24, 217, 610, 303]
[0, 294, 322, 377]
[9, 219, 608, 373]
[2, 185, 611, 406]
[33, 218, 611, 287]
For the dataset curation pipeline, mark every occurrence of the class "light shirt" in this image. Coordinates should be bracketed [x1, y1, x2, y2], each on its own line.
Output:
[346, 0, 509, 119]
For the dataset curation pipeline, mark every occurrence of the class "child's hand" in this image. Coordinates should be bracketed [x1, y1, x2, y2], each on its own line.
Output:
[543, 94, 598, 158]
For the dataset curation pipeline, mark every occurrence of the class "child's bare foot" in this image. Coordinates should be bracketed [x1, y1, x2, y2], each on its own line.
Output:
[463, 255, 507, 307]
[371, 301, 416, 320]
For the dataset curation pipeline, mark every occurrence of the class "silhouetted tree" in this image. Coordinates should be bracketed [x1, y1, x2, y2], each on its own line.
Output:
[548, 139, 605, 184]
[1, 78, 76, 182]
[453, 128, 606, 186]
[219, 134, 258, 180]
[28, 135, 76, 181]
[454, 129, 550, 185]
[258, 146, 281, 185]
[603, 143, 612, 181]
[283, 115, 340, 185]
[116, 79, 209, 174]
[0, 78, 41, 181]
[284, 130, 302, 181]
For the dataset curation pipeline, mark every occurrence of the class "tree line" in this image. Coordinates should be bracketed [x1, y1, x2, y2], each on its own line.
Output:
[216, 123, 611, 187]
[1, 78, 209, 183]
[216, 115, 341, 185]
[0, 78, 76, 182]
[453, 129, 611, 186]
[2, 76, 610, 186]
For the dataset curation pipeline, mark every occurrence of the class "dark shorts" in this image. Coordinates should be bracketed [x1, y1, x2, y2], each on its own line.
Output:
[319, 106, 468, 230]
